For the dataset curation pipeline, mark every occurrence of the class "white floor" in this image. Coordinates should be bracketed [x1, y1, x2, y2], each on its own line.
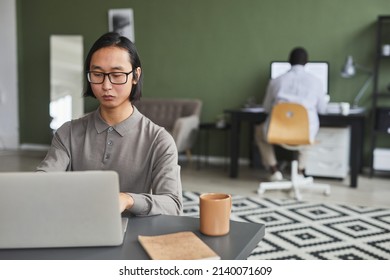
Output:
[1, 150, 390, 208]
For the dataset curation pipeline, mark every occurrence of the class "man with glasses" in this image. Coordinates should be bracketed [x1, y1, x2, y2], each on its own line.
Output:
[37, 32, 183, 216]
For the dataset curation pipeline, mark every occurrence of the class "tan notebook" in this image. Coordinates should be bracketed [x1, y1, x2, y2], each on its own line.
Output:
[138, 231, 220, 260]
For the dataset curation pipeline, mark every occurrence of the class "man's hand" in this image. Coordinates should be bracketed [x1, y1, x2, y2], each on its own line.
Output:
[119, 192, 134, 213]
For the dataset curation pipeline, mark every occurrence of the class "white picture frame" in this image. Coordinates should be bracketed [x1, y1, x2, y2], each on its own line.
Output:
[108, 8, 135, 42]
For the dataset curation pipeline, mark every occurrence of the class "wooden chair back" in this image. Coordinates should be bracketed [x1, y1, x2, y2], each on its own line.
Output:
[267, 102, 311, 146]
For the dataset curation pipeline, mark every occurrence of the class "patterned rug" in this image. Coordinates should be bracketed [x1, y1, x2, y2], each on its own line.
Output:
[182, 191, 390, 260]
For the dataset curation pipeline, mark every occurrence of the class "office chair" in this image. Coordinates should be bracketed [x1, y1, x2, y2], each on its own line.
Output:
[257, 102, 331, 201]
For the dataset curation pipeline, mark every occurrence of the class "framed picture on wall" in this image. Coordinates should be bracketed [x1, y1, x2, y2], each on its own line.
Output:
[108, 8, 135, 42]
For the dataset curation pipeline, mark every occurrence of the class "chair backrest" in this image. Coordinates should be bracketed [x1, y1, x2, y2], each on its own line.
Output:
[134, 98, 202, 132]
[267, 102, 311, 146]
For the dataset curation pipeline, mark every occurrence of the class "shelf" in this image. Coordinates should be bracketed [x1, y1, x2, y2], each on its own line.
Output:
[378, 15, 390, 21]
[373, 130, 390, 135]
[373, 148, 390, 171]
[370, 15, 390, 177]
[376, 55, 390, 60]
[374, 93, 390, 97]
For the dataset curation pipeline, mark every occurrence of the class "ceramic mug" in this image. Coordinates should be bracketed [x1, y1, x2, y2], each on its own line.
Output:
[340, 102, 350, 116]
[382, 44, 390, 56]
[199, 193, 232, 236]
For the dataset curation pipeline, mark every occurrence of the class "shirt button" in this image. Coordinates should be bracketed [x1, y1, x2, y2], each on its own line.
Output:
[108, 127, 113, 132]
[105, 154, 110, 160]
[108, 140, 113, 146]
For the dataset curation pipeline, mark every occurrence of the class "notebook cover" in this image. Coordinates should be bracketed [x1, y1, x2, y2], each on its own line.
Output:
[138, 231, 220, 260]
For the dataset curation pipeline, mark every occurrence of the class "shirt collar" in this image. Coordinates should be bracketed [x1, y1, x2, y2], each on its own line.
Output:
[93, 106, 143, 136]
[290, 64, 305, 71]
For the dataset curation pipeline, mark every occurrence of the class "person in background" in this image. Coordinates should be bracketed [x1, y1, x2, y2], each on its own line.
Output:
[255, 47, 329, 181]
[37, 32, 182, 216]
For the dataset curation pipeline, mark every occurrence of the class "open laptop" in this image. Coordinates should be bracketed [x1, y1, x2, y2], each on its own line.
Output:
[0, 170, 128, 249]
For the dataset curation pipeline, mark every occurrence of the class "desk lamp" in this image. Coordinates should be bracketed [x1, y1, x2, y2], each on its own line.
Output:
[341, 55, 373, 108]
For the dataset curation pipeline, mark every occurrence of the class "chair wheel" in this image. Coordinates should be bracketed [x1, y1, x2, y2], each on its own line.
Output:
[258, 188, 265, 195]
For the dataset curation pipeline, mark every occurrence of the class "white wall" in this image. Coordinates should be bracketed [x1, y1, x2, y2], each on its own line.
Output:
[0, 0, 19, 149]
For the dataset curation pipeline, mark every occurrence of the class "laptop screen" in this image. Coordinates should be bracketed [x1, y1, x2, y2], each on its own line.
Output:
[0, 171, 125, 249]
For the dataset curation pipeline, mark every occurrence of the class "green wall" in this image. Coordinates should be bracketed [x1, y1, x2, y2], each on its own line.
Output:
[17, 0, 390, 163]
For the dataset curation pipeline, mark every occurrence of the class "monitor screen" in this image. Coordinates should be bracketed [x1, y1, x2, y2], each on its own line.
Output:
[270, 61, 329, 94]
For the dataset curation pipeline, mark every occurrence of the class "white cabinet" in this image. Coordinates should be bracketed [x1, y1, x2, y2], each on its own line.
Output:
[305, 127, 350, 178]
[373, 148, 390, 171]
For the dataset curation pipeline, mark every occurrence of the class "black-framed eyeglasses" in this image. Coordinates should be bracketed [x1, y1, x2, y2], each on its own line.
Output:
[87, 70, 134, 85]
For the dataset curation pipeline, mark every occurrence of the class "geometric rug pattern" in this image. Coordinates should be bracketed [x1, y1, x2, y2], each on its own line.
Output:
[182, 191, 390, 260]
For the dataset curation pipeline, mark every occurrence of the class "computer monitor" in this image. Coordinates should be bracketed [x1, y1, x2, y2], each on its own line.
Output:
[270, 61, 329, 94]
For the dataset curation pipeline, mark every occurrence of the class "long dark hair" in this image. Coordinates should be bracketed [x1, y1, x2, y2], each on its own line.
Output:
[83, 32, 143, 101]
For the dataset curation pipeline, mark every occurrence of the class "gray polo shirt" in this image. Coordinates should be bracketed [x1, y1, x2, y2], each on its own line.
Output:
[36, 107, 182, 216]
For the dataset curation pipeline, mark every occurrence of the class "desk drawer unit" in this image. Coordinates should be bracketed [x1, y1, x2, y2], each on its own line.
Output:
[305, 127, 350, 178]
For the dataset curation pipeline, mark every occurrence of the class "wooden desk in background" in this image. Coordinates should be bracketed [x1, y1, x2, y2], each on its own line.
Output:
[224, 108, 366, 188]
